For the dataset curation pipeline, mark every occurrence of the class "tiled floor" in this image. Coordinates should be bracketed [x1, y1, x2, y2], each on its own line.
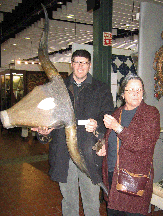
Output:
[0, 128, 162, 216]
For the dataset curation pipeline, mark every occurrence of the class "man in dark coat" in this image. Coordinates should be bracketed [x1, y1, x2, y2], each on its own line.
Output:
[36, 49, 114, 216]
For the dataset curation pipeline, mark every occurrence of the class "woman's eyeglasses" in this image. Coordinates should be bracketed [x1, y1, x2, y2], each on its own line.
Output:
[124, 88, 143, 94]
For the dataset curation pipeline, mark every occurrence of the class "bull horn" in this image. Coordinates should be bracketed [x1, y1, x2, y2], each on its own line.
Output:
[38, 4, 59, 80]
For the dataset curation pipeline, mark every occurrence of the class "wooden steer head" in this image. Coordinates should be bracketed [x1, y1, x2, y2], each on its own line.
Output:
[0, 5, 75, 130]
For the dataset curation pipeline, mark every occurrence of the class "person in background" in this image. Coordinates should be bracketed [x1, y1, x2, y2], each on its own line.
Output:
[32, 49, 114, 216]
[97, 74, 160, 216]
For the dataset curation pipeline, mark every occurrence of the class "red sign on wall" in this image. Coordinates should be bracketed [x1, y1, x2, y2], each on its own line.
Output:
[103, 32, 112, 46]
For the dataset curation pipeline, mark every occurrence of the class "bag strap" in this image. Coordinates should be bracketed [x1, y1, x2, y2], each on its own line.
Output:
[117, 110, 122, 174]
[116, 109, 152, 177]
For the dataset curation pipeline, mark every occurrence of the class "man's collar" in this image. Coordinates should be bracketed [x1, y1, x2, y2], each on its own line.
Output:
[70, 73, 92, 86]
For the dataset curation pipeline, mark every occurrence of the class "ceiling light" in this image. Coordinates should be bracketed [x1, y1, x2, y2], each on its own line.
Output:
[67, 14, 74, 19]
[136, 13, 140, 21]
[25, 37, 30, 40]
[57, 1, 63, 4]
[13, 44, 17, 46]
[124, 44, 136, 49]
[67, 42, 73, 45]
[116, 43, 126, 49]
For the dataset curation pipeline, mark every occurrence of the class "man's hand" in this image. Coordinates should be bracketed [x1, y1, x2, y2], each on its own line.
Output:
[31, 127, 54, 136]
[85, 119, 97, 133]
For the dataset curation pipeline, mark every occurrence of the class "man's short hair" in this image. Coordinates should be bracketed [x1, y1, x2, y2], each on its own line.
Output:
[71, 49, 91, 62]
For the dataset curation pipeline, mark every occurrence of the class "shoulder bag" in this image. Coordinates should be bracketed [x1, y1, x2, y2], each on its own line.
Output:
[116, 110, 152, 197]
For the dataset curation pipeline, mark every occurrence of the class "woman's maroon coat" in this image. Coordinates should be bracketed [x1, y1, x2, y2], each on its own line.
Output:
[102, 101, 160, 215]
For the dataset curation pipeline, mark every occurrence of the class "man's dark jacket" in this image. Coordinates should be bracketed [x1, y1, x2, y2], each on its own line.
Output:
[48, 73, 114, 184]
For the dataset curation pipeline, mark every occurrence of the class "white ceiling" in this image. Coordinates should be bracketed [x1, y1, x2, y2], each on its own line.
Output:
[0, 0, 163, 69]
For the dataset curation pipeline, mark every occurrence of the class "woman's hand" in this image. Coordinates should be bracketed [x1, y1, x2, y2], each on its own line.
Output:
[85, 119, 97, 133]
[103, 114, 120, 132]
[31, 127, 54, 136]
[96, 144, 106, 156]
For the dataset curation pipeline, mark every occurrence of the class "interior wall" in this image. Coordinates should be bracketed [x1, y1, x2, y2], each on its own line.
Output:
[138, 2, 163, 127]
[138, 2, 163, 182]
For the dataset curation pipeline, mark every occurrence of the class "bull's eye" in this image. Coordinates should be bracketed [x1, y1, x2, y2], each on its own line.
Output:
[37, 97, 56, 110]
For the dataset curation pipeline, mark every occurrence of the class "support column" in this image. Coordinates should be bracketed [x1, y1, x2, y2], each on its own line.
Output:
[0, 28, 1, 68]
[93, 0, 113, 88]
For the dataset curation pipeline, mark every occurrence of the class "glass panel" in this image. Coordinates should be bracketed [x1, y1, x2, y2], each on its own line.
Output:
[1, 75, 5, 90]
[0, 74, 11, 110]
[13, 74, 24, 103]
[6, 75, 11, 109]
[0, 73, 24, 111]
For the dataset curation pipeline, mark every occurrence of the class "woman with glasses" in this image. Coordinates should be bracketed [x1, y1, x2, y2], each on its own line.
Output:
[97, 74, 160, 216]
